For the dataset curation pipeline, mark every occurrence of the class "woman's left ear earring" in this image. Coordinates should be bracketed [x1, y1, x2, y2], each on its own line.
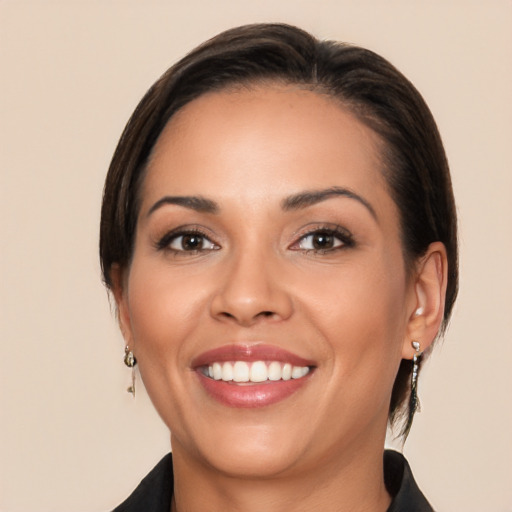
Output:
[402, 341, 423, 438]
[124, 346, 137, 397]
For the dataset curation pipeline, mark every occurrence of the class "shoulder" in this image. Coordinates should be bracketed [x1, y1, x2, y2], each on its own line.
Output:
[385, 450, 435, 512]
[112, 453, 173, 512]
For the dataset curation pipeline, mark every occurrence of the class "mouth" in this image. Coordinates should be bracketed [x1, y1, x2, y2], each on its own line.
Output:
[200, 360, 311, 383]
[192, 344, 315, 408]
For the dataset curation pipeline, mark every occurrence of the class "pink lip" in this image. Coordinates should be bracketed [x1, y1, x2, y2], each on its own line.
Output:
[192, 344, 316, 408]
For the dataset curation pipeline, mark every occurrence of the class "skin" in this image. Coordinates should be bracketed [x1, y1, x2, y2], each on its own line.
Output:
[113, 85, 447, 512]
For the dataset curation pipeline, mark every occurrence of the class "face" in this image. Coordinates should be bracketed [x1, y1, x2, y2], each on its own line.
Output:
[116, 85, 418, 478]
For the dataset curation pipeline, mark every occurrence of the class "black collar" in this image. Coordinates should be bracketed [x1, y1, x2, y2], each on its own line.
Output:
[113, 450, 433, 511]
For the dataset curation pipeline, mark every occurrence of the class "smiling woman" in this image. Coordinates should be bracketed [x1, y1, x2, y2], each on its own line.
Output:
[100, 23, 457, 512]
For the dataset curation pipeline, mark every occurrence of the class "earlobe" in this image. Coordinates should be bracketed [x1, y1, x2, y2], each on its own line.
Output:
[110, 264, 133, 345]
[402, 242, 448, 359]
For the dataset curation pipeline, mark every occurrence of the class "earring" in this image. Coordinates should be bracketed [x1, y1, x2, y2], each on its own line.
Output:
[124, 346, 137, 397]
[402, 341, 423, 439]
[411, 341, 422, 415]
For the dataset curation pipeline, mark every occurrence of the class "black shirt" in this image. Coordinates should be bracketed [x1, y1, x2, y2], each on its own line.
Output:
[113, 450, 433, 511]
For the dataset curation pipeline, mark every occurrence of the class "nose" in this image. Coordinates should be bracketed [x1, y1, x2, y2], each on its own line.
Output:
[210, 249, 294, 327]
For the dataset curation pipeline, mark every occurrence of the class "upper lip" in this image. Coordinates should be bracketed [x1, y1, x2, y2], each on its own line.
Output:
[191, 343, 315, 368]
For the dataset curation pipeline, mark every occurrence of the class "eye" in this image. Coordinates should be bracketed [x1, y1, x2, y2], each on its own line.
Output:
[292, 227, 354, 253]
[170, 233, 216, 251]
[298, 231, 342, 251]
[157, 229, 219, 253]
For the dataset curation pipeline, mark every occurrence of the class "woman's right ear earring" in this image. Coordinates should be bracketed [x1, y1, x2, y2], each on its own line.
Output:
[411, 341, 422, 415]
[124, 346, 137, 397]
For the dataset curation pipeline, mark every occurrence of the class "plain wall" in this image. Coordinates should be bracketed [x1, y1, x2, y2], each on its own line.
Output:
[1, 1, 511, 511]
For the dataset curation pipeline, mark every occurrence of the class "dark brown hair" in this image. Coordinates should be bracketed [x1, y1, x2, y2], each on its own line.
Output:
[100, 23, 458, 436]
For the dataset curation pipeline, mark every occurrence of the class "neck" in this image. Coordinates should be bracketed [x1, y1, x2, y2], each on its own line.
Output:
[170, 438, 391, 512]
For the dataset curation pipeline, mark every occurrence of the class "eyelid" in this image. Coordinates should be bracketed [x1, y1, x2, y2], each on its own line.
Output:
[169, 234, 218, 252]
[154, 225, 220, 252]
[289, 224, 354, 251]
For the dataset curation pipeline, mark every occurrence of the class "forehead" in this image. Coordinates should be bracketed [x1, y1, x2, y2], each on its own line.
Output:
[142, 85, 390, 213]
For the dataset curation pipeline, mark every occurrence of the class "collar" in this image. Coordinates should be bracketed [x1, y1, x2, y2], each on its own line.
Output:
[113, 450, 433, 511]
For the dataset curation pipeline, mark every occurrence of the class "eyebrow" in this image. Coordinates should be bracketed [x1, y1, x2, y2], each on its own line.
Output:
[281, 187, 377, 220]
[146, 187, 376, 220]
[147, 195, 219, 216]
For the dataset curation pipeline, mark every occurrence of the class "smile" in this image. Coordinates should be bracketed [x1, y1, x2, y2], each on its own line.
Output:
[203, 361, 311, 383]
[193, 344, 315, 408]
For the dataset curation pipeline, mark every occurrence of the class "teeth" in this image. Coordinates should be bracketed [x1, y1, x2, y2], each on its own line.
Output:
[212, 362, 222, 380]
[282, 363, 292, 381]
[221, 362, 233, 381]
[206, 361, 310, 383]
[291, 365, 304, 379]
[233, 361, 249, 382]
[250, 361, 268, 382]
[268, 361, 282, 381]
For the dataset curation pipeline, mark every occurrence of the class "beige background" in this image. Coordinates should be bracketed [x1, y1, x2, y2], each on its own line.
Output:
[1, 1, 511, 511]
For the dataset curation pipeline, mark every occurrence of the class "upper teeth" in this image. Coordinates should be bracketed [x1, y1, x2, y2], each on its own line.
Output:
[206, 361, 310, 383]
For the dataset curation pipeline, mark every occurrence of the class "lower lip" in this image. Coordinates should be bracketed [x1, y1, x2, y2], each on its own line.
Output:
[196, 371, 312, 408]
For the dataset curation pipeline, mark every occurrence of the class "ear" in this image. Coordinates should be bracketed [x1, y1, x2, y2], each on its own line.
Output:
[402, 242, 448, 359]
[110, 264, 134, 349]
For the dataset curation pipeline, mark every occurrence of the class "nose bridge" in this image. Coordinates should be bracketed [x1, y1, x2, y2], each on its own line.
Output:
[210, 238, 293, 325]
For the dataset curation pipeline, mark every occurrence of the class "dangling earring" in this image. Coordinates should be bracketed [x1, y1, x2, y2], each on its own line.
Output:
[411, 341, 422, 415]
[124, 346, 137, 397]
[402, 341, 422, 439]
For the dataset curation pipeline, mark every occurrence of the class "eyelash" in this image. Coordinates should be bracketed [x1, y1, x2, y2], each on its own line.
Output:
[155, 227, 219, 254]
[291, 225, 355, 254]
[155, 225, 354, 255]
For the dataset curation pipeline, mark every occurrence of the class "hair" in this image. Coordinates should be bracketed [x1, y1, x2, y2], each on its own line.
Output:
[100, 23, 458, 436]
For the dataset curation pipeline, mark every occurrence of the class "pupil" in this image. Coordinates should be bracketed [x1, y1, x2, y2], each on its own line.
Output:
[313, 233, 333, 250]
[182, 235, 202, 250]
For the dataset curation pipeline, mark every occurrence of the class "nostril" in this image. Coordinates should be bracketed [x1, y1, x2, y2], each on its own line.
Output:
[217, 310, 275, 323]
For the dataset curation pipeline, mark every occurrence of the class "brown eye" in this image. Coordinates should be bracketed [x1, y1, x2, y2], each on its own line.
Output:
[166, 232, 217, 252]
[295, 229, 352, 252]
[181, 234, 204, 250]
[311, 233, 335, 250]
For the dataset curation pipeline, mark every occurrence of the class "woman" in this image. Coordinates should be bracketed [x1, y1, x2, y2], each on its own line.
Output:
[100, 23, 457, 512]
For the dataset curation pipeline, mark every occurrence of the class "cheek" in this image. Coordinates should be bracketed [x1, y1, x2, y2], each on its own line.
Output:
[123, 258, 210, 431]
[298, 256, 408, 378]
[304, 253, 406, 326]
[125, 256, 207, 376]
[128, 256, 203, 330]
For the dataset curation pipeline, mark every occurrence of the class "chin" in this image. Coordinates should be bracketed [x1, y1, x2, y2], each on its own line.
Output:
[206, 440, 303, 479]
[173, 415, 310, 479]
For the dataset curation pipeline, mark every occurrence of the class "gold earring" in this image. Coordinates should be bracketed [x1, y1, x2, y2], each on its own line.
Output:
[411, 341, 422, 415]
[124, 346, 137, 396]
[402, 341, 423, 439]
